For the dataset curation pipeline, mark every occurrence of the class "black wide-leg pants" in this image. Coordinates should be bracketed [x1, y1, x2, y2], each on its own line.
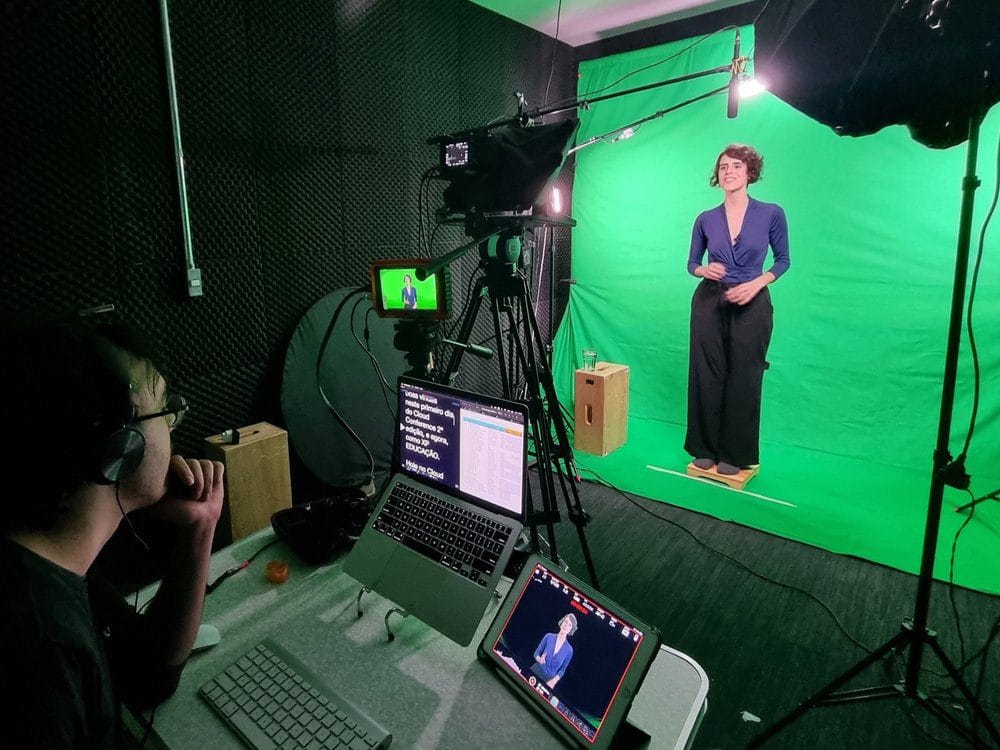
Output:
[684, 279, 773, 467]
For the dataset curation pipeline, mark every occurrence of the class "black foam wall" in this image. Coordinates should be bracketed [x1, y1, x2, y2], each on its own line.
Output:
[1, 1, 577, 505]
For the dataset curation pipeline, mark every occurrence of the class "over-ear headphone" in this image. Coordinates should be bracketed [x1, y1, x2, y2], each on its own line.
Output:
[88, 385, 146, 485]
[93, 420, 146, 484]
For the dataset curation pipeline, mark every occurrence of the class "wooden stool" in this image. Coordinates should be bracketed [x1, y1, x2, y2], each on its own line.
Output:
[686, 462, 760, 490]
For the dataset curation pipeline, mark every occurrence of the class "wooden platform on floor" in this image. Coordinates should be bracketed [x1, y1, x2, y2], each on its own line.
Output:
[686, 462, 759, 490]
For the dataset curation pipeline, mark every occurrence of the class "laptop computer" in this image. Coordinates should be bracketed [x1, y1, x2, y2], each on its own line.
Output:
[479, 554, 662, 749]
[343, 376, 528, 646]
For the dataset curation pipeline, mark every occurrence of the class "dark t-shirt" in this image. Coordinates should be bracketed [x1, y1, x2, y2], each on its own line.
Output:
[0, 537, 182, 749]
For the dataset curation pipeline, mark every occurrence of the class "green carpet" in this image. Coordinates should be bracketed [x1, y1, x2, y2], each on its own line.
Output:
[569, 416, 1000, 595]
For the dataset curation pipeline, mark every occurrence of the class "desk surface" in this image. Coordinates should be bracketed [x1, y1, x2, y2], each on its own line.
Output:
[135, 531, 707, 750]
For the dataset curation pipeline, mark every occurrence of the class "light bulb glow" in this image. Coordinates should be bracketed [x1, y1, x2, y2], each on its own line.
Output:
[550, 187, 563, 214]
[739, 78, 767, 98]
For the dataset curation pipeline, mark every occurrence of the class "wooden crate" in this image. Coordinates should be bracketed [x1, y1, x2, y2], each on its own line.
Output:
[204, 422, 293, 542]
[574, 363, 630, 456]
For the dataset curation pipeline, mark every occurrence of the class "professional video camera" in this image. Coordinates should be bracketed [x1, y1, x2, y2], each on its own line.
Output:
[431, 118, 579, 237]
[368, 118, 579, 378]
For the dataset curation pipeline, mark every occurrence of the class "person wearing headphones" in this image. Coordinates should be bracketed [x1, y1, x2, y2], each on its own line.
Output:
[0, 320, 225, 748]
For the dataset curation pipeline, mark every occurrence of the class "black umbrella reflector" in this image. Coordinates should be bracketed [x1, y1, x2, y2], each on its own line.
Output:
[755, 0, 1000, 148]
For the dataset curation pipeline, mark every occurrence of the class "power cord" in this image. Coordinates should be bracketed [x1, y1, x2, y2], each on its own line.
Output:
[577, 462, 1000, 726]
[353, 302, 395, 417]
[938, 125, 1000, 711]
[957, 111, 1000, 460]
[541, 0, 563, 110]
[418, 166, 438, 257]
[947, 489, 978, 671]
[206, 538, 279, 595]
[116, 483, 150, 554]
[315, 286, 376, 488]
[577, 464, 875, 655]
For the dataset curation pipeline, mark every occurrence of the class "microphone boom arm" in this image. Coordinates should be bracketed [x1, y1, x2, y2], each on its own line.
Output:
[428, 63, 733, 144]
[569, 84, 730, 155]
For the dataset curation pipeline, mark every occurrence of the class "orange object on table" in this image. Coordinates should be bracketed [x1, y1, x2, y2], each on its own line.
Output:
[264, 559, 290, 584]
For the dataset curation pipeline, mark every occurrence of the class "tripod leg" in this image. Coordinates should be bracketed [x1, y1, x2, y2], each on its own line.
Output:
[913, 693, 996, 750]
[519, 285, 601, 588]
[442, 276, 488, 385]
[749, 629, 910, 747]
[922, 633, 1000, 745]
[500, 296, 559, 559]
[513, 281, 601, 588]
[553, 456, 601, 589]
[490, 290, 515, 408]
[501, 301, 546, 555]
[453, 257, 601, 589]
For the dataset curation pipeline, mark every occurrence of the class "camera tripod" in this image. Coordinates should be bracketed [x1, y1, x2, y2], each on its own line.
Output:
[432, 227, 600, 588]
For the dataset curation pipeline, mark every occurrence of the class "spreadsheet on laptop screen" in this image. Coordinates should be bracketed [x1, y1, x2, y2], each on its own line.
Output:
[398, 379, 526, 515]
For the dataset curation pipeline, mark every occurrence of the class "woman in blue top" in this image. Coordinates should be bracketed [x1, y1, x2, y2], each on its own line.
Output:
[532, 613, 577, 688]
[685, 144, 790, 476]
[401, 274, 417, 309]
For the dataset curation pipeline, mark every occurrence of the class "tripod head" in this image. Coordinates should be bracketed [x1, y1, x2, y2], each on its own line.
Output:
[480, 227, 527, 280]
[392, 318, 441, 380]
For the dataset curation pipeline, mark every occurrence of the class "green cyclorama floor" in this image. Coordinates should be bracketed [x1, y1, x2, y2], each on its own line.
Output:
[569, 416, 1000, 596]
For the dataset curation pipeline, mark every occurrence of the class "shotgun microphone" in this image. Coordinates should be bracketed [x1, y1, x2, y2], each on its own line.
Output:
[727, 29, 741, 119]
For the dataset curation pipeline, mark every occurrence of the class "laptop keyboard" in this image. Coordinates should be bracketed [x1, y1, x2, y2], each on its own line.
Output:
[200, 639, 391, 750]
[372, 481, 513, 587]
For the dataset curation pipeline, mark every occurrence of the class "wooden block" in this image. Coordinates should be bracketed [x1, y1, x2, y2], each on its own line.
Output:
[205, 422, 293, 541]
[685, 462, 760, 490]
[574, 362, 630, 456]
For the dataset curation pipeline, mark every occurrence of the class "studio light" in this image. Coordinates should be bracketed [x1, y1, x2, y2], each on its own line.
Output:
[549, 187, 563, 215]
[738, 78, 766, 98]
[755, 0, 999, 148]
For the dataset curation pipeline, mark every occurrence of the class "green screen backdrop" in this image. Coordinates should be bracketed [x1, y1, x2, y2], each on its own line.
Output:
[553, 27, 1000, 594]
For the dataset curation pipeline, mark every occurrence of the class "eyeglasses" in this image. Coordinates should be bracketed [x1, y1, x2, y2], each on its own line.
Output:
[136, 393, 189, 431]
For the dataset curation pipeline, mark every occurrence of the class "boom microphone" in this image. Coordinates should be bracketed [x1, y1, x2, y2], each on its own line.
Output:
[727, 29, 741, 119]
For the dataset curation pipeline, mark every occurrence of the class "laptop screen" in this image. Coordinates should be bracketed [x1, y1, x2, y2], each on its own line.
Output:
[484, 559, 653, 746]
[396, 378, 527, 517]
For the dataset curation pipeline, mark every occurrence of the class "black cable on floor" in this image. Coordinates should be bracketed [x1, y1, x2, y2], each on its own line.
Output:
[576, 464, 875, 655]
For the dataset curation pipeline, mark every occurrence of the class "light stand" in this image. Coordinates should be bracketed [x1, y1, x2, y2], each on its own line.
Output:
[750, 112, 1000, 747]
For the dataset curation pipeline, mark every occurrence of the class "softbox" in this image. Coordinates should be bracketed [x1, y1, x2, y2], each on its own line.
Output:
[755, 0, 1000, 148]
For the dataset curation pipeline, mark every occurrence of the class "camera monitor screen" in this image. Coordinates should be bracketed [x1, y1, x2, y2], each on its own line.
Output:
[369, 259, 450, 320]
[479, 554, 661, 749]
